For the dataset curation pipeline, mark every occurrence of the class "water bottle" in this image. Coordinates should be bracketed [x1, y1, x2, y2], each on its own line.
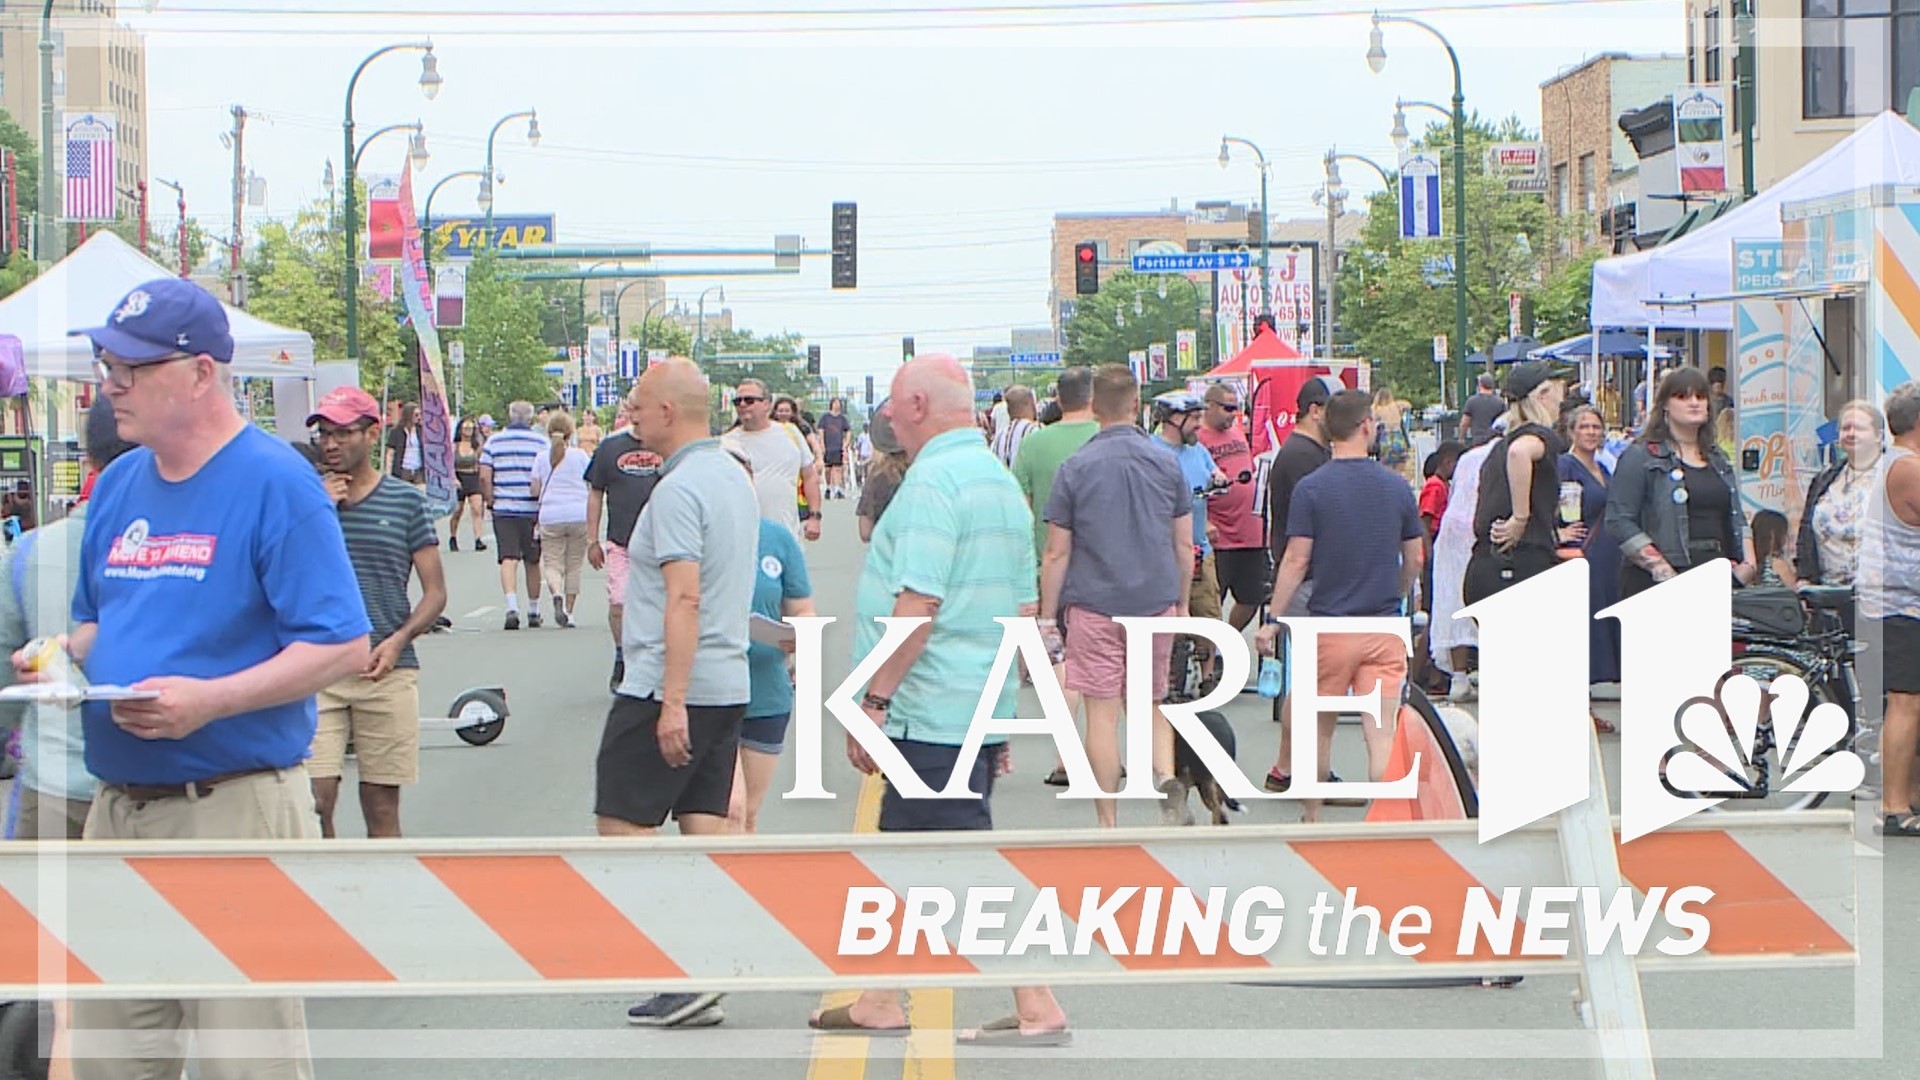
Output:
[1256, 656, 1284, 699]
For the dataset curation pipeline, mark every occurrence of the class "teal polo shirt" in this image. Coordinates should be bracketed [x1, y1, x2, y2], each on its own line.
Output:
[853, 427, 1036, 747]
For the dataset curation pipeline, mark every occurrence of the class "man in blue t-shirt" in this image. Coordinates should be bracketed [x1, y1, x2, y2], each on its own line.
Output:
[24, 279, 372, 1079]
[1150, 391, 1227, 664]
[1255, 389, 1423, 822]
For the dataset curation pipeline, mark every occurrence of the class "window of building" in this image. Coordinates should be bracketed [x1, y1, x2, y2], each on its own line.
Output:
[1554, 162, 1570, 215]
[1580, 153, 1597, 212]
[1805, 0, 1918, 118]
[1705, 6, 1722, 82]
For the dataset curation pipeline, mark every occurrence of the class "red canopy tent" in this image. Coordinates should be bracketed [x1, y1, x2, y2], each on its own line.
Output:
[1198, 327, 1361, 455]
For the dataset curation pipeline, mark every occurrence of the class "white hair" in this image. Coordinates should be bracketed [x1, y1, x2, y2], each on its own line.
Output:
[508, 400, 535, 425]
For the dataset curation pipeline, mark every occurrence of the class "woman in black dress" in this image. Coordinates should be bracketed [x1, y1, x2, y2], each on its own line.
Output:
[448, 415, 487, 552]
[1464, 361, 1576, 605]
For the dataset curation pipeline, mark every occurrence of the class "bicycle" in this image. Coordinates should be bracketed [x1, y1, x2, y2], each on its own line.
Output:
[1669, 584, 1862, 812]
[1165, 470, 1253, 702]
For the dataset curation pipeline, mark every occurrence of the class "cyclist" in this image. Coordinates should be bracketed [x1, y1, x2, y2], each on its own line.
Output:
[1150, 392, 1227, 685]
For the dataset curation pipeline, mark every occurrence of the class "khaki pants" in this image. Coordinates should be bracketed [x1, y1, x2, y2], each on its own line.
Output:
[68, 767, 319, 1080]
[540, 520, 590, 599]
[14, 787, 91, 840]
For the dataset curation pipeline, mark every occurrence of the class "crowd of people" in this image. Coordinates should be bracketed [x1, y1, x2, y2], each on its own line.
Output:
[2, 276, 1918, 1072]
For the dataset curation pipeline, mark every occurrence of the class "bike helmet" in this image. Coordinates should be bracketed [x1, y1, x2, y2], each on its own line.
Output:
[1150, 391, 1206, 425]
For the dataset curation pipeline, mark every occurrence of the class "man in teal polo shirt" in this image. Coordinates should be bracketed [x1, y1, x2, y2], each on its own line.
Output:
[807, 353, 1069, 1048]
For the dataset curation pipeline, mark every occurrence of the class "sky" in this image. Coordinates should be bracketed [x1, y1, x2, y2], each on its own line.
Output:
[122, 0, 1686, 385]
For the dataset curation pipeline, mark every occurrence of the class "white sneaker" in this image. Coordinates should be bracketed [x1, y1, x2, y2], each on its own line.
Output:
[1448, 674, 1475, 702]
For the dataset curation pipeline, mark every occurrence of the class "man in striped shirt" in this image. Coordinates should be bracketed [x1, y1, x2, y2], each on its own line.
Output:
[989, 385, 1039, 468]
[480, 400, 550, 630]
[307, 386, 447, 839]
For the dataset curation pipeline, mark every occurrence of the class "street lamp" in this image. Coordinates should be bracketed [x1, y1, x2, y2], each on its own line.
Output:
[695, 285, 725, 362]
[1218, 135, 1271, 321]
[1368, 10, 1471, 407]
[352, 121, 428, 173]
[1390, 98, 1452, 154]
[423, 168, 489, 273]
[481, 109, 540, 241]
[1318, 150, 1394, 360]
[344, 40, 441, 369]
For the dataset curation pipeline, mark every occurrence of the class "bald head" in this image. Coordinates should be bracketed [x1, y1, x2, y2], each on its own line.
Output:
[631, 356, 711, 455]
[887, 353, 976, 456]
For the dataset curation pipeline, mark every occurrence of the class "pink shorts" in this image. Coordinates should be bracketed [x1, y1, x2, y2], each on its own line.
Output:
[604, 541, 630, 606]
[1063, 604, 1178, 701]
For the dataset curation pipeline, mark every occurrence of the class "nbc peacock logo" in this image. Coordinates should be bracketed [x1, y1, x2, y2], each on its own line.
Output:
[1660, 670, 1865, 800]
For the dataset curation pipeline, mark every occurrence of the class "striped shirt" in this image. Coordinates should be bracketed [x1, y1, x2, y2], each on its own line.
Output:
[339, 477, 438, 670]
[854, 427, 1036, 746]
[480, 424, 548, 518]
[990, 417, 1037, 468]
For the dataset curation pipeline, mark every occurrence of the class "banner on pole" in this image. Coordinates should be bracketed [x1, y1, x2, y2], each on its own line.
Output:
[395, 164, 457, 518]
[434, 265, 467, 330]
[1212, 247, 1315, 362]
[1176, 329, 1197, 372]
[1148, 343, 1169, 382]
[1675, 85, 1728, 194]
[62, 112, 117, 222]
[365, 174, 403, 260]
[1399, 152, 1443, 240]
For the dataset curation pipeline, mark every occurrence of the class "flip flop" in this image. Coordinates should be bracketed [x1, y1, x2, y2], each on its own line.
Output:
[808, 1004, 909, 1037]
[956, 1015, 1072, 1048]
[1880, 811, 1920, 838]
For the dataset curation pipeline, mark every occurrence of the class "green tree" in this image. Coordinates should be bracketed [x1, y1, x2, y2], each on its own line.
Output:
[0, 108, 39, 222]
[448, 253, 555, 416]
[1061, 270, 1212, 388]
[1531, 248, 1602, 344]
[242, 191, 404, 392]
[0, 251, 40, 301]
[1336, 112, 1580, 405]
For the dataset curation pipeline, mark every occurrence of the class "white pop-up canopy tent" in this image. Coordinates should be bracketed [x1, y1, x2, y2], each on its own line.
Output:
[0, 231, 315, 380]
[1591, 110, 1920, 331]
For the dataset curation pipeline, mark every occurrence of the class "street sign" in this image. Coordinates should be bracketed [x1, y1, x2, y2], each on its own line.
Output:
[541, 362, 567, 377]
[1008, 351, 1061, 367]
[1433, 335, 1448, 363]
[429, 214, 557, 259]
[1400, 153, 1443, 240]
[1421, 255, 1455, 287]
[1509, 292, 1523, 340]
[1486, 143, 1548, 196]
[1131, 251, 1251, 274]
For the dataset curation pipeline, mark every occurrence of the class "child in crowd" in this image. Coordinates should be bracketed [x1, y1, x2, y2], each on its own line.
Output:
[1750, 509, 1797, 588]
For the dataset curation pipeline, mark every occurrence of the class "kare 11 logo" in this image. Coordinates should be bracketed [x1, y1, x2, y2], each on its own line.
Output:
[783, 559, 1862, 844]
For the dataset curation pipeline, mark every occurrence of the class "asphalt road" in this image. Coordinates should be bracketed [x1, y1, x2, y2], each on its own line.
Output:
[9, 496, 1900, 1078]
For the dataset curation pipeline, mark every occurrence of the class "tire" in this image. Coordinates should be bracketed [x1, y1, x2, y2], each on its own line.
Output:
[451, 689, 509, 747]
[1700, 651, 1840, 812]
[1401, 684, 1479, 818]
[0, 1000, 53, 1080]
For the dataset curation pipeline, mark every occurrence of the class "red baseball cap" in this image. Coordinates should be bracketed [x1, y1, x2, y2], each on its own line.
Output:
[307, 386, 382, 428]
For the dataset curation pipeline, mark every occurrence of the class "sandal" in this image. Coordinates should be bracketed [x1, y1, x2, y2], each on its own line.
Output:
[956, 1015, 1072, 1048]
[808, 1004, 909, 1037]
[1593, 713, 1617, 735]
[1880, 811, 1920, 837]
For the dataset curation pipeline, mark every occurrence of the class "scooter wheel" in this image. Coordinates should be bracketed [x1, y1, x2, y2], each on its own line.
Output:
[451, 689, 509, 747]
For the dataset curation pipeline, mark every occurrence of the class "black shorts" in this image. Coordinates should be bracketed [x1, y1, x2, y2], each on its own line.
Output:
[1867, 615, 1920, 696]
[457, 472, 483, 500]
[493, 515, 542, 564]
[878, 739, 996, 832]
[1212, 548, 1271, 607]
[824, 449, 844, 467]
[594, 694, 745, 828]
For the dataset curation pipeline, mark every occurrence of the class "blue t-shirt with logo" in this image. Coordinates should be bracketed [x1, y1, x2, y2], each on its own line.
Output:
[1153, 436, 1215, 554]
[747, 518, 811, 720]
[72, 425, 373, 785]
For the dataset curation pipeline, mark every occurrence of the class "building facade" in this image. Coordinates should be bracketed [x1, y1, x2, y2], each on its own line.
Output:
[1539, 53, 1688, 251]
[1686, 1, 1919, 194]
[0, 1, 149, 229]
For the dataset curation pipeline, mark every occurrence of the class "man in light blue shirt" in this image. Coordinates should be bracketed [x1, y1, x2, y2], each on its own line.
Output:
[812, 353, 1070, 1047]
[1149, 391, 1227, 675]
[0, 398, 137, 839]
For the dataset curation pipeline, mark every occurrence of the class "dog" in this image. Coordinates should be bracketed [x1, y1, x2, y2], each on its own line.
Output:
[1172, 709, 1244, 826]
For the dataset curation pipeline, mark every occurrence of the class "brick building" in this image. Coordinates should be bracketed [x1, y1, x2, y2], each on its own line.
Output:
[1539, 53, 1686, 251]
[1048, 210, 1190, 331]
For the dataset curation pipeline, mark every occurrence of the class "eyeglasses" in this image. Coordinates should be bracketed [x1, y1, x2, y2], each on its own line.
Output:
[733, 396, 765, 407]
[93, 353, 194, 391]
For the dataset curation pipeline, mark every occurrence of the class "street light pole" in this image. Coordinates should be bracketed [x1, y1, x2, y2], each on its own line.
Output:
[480, 109, 540, 244]
[1371, 12, 1470, 408]
[423, 168, 487, 274]
[695, 285, 725, 363]
[151, 178, 186, 278]
[343, 41, 440, 369]
[1219, 136, 1271, 322]
[1321, 150, 1394, 360]
[37, 0, 58, 260]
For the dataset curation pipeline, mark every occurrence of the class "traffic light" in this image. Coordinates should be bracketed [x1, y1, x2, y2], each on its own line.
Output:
[1074, 241, 1099, 295]
[903, 336, 915, 360]
[807, 344, 821, 376]
[831, 202, 857, 289]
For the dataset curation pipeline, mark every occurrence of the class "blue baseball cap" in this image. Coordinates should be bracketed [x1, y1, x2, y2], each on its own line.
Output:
[74, 279, 235, 364]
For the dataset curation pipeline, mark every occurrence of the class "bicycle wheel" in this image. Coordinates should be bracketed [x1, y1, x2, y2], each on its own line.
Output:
[1401, 684, 1479, 818]
[1706, 650, 1841, 812]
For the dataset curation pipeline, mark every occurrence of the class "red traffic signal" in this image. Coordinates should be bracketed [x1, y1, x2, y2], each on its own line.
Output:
[1074, 241, 1099, 295]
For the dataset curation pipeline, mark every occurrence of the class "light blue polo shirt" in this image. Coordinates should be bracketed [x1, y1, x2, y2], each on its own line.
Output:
[853, 427, 1036, 747]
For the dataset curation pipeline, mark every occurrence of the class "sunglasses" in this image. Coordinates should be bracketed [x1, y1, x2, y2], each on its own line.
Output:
[1213, 402, 1241, 412]
[733, 395, 766, 406]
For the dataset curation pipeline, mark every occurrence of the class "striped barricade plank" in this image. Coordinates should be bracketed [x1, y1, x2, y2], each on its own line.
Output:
[0, 815, 1856, 999]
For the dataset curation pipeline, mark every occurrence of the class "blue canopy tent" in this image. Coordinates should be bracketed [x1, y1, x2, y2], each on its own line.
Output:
[1530, 331, 1674, 362]
[1463, 336, 1544, 366]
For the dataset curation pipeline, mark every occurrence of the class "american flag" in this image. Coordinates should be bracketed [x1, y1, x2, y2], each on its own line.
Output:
[63, 114, 116, 222]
